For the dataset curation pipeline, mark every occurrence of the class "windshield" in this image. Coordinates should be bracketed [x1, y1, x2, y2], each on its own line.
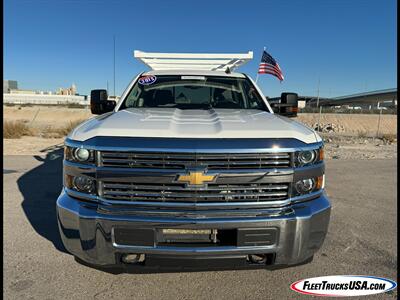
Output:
[119, 75, 268, 110]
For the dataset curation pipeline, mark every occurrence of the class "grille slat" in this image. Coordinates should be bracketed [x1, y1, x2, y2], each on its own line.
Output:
[101, 181, 289, 203]
[102, 183, 288, 191]
[102, 190, 288, 198]
[100, 152, 291, 169]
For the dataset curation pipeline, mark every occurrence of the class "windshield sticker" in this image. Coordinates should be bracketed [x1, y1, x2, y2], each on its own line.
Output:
[138, 75, 157, 85]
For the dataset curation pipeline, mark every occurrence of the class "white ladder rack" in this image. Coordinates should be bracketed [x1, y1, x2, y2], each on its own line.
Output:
[134, 50, 253, 71]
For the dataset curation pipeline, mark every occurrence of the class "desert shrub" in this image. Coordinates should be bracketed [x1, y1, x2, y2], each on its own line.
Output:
[3, 120, 33, 139]
[379, 133, 397, 143]
[66, 103, 88, 109]
[42, 119, 86, 138]
[357, 130, 368, 138]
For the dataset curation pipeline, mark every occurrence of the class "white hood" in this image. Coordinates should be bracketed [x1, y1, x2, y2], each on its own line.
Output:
[69, 108, 320, 144]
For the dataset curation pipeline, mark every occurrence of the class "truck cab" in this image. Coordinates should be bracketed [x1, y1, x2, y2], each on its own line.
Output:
[56, 51, 330, 270]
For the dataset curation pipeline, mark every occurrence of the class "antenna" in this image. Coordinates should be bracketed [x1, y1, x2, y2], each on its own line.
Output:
[316, 77, 320, 108]
[113, 35, 116, 97]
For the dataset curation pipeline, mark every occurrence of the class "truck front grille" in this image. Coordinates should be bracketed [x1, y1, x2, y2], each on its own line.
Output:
[100, 182, 289, 203]
[100, 152, 291, 170]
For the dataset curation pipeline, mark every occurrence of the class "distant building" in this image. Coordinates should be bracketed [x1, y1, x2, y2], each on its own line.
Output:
[9, 89, 36, 94]
[108, 95, 121, 101]
[2, 80, 60, 95]
[57, 83, 77, 95]
[3, 93, 89, 106]
[3, 80, 18, 93]
[71, 83, 77, 95]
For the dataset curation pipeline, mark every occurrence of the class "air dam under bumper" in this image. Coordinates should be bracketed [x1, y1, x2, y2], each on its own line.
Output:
[56, 190, 331, 268]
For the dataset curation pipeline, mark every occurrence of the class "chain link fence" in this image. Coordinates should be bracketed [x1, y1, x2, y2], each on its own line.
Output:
[297, 106, 397, 138]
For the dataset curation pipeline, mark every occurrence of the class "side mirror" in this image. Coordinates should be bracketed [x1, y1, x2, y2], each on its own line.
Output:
[90, 89, 116, 115]
[271, 92, 298, 117]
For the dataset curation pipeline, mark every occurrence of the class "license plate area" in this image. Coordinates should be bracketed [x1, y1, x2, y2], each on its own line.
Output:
[156, 229, 237, 247]
[113, 227, 278, 248]
[160, 229, 217, 243]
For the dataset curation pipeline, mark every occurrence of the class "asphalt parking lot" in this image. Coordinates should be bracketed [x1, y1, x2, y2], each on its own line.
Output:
[3, 150, 397, 299]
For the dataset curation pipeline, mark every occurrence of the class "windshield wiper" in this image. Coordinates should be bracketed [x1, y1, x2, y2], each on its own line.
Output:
[173, 103, 214, 110]
[202, 103, 213, 110]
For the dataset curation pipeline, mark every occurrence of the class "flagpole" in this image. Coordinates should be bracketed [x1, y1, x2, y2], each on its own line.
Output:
[255, 47, 266, 84]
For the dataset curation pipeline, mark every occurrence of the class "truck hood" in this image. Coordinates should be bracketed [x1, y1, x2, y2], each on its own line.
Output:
[69, 108, 320, 144]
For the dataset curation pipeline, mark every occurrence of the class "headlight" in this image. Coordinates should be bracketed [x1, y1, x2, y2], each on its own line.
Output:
[74, 148, 90, 161]
[293, 176, 323, 196]
[298, 150, 316, 164]
[65, 174, 96, 194]
[295, 148, 323, 167]
[65, 146, 94, 164]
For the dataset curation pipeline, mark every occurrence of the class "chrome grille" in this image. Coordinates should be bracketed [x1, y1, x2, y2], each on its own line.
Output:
[101, 182, 290, 203]
[100, 152, 292, 170]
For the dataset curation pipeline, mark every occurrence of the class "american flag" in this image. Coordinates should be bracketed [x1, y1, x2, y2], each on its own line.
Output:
[258, 50, 284, 81]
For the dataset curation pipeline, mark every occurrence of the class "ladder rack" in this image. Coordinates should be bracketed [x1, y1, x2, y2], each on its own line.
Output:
[134, 50, 253, 71]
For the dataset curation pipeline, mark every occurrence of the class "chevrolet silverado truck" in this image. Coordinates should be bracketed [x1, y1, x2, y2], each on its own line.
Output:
[56, 51, 331, 270]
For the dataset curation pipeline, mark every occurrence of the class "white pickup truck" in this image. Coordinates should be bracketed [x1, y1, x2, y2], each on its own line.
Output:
[57, 51, 330, 271]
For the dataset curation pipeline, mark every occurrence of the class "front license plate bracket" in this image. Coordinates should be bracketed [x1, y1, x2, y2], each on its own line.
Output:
[157, 229, 219, 245]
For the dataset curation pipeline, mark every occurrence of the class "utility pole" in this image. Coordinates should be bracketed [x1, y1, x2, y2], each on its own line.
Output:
[113, 35, 116, 97]
[317, 105, 322, 132]
[316, 78, 321, 131]
[376, 107, 382, 138]
[316, 78, 320, 108]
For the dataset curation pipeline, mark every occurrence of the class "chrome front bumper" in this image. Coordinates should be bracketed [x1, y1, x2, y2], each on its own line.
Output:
[57, 189, 331, 268]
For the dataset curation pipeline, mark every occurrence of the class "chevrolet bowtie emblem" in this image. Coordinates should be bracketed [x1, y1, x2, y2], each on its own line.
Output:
[176, 171, 217, 186]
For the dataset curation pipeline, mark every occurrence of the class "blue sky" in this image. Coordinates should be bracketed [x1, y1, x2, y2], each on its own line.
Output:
[4, 0, 397, 97]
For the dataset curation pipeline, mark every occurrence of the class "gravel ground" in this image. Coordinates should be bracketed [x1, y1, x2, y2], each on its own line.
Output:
[321, 134, 397, 160]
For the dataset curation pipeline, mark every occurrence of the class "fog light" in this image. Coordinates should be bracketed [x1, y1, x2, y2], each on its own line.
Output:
[74, 148, 90, 162]
[295, 178, 316, 194]
[121, 254, 140, 264]
[249, 254, 267, 264]
[73, 176, 95, 193]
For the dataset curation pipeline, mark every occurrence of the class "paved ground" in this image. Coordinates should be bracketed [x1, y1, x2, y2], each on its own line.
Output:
[3, 152, 397, 299]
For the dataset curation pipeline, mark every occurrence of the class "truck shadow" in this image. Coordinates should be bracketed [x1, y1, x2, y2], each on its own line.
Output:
[18, 144, 69, 254]
[75, 256, 313, 275]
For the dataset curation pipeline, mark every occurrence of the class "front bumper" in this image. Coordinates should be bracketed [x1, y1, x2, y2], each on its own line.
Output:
[57, 189, 331, 268]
